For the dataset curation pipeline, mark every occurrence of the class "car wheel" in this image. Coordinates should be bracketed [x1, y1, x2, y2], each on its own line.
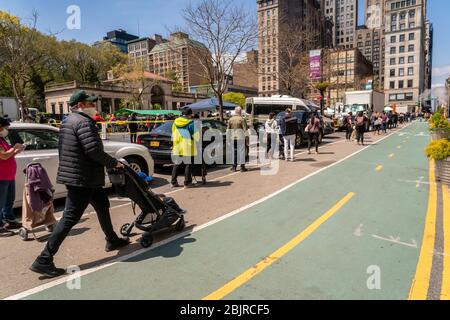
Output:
[125, 156, 147, 175]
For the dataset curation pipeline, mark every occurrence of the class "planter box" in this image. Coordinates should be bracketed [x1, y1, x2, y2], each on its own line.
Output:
[436, 157, 450, 185]
[431, 131, 450, 141]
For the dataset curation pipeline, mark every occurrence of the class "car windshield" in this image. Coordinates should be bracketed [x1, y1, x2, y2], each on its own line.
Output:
[343, 104, 367, 113]
[151, 121, 173, 135]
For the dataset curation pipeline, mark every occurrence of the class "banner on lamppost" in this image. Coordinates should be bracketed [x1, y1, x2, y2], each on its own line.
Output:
[309, 50, 322, 80]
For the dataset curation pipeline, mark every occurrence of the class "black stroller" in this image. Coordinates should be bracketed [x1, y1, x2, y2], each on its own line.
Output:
[108, 165, 186, 248]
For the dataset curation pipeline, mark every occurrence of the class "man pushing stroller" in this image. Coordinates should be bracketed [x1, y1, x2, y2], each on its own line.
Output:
[31, 91, 130, 278]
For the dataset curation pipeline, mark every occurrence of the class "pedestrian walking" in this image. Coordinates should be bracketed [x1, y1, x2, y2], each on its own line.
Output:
[128, 113, 138, 143]
[279, 109, 298, 162]
[265, 112, 278, 160]
[381, 112, 388, 134]
[0, 117, 24, 237]
[306, 112, 321, 154]
[345, 112, 354, 141]
[171, 107, 200, 188]
[31, 90, 129, 278]
[227, 107, 249, 172]
[355, 111, 368, 146]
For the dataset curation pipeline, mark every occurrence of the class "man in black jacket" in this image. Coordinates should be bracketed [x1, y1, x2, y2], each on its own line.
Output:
[31, 90, 129, 278]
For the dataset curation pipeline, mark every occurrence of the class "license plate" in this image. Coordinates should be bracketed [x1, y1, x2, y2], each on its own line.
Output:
[150, 141, 160, 147]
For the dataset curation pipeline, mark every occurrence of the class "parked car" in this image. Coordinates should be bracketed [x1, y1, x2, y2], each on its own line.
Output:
[6, 123, 154, 208]
[138, 119, 228, 166]
[275, 111, 333, 148]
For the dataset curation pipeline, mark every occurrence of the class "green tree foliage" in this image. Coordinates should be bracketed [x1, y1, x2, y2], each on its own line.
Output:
[0, 10, 127, 113]
[223, 92, 246, 108]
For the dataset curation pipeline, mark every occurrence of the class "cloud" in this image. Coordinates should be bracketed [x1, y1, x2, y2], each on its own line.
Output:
[433, 65, 450, 77]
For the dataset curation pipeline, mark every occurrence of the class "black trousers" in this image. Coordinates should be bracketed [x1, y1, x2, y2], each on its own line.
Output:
[346, 126, 353, 140]
[171, 157, 194, 185]
[130, 134, 137, 144]
[356, 126, 365, 143]
[308, 132, 319, 152]
[36, 186, 118, 265]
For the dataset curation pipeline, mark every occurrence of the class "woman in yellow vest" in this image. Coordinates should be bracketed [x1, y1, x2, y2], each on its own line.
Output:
[171, 108, 200, 188]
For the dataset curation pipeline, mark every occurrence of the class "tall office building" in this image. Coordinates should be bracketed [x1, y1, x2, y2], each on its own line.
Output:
[322, 0, 358, 49]
[94, 29, 139, 53]
[424, 20, 433, 91]
[257, 0, 325, 97]
[384, 0, 428, 112]
[128, 33, 210, 93]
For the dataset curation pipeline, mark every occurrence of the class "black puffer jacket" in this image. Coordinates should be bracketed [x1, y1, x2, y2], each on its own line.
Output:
[57, 112, 118, 188]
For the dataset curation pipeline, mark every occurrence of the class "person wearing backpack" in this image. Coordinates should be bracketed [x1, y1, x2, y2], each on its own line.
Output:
[279, 109, 298, 162]
[355, 111, 368, 146]
[306, 112, 322, 154]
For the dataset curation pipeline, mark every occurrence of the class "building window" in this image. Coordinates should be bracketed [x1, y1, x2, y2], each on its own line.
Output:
[399, 46, 405, 53]
[390, 58, 396, 65]
[408, 44, 414, 52]
[390, 81, 395, 89]
[390, 36, 396, 43]
[399, 68, 405, 76]
[399, 34, 405, 42]
[409, 33, 415, 40]
[399, 57, 405, 64]
[408, 79, 413, 88]
[390, 47, 396, 54]
[408, 56, 414, 63]
[390, 69, 395, 77]
[399, 80, 404, 88]
[408, 67, 414, 75]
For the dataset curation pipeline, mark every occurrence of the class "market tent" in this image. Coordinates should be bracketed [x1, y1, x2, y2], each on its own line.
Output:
[115, 108, 181, 116]
[185, 98, 239, 113]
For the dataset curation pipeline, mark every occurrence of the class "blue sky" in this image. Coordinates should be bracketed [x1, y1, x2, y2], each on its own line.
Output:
[1, 0, 449, 86]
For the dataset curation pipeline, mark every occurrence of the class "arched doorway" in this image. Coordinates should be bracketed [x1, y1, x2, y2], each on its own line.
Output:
[151, 85, 165, 110]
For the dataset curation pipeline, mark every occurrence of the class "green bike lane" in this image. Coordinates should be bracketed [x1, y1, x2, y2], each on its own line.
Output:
[24, 123, 430, 300]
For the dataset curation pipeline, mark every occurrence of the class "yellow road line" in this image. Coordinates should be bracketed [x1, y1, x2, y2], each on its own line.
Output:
[202, 192, 355, 300]
[409, 160, 437, 300]
[389, 153, 395, 159]
[376, 165, 383, 172]
[441, 185, 450, 300]
[397, 146, 402, 149]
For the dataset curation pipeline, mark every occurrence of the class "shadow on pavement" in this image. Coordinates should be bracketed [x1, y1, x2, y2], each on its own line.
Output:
[200, 181, 234, 188]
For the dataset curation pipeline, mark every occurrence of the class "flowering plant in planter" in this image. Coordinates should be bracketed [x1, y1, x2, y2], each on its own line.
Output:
[425, 139, 450, 184]
[425, 139, 450, 161]
[429, 109, 450, 140]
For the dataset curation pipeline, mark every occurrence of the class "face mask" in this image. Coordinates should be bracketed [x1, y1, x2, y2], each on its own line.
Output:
[0, 129, 8, 138]
[81, 107, 97, 118]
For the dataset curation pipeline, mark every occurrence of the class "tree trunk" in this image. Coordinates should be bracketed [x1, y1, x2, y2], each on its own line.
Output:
[320, 90, 325, 116]
[218, 94, 224, 122]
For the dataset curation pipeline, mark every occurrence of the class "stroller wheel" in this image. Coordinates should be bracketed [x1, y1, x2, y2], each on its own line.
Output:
[140, 234, 153, 248]
[120, 223, 132, 237]
[19, 228, 28, 241]
[175, 217, 186, 232]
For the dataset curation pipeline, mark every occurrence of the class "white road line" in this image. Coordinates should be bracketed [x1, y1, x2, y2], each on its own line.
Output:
[4, 125, 412, 300]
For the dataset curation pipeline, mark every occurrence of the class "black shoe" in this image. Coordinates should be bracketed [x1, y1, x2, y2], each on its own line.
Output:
[4, 221, 22, 230]
[0, 227, 14, 237]
[240, 167, 248, 172]
[105, 237, 130, 252]
[171, 183, 181, 188]
[230, 166, 237, 172]
[30, 262, 66, 278]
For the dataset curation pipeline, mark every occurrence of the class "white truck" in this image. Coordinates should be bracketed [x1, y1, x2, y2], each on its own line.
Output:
[0, 97, 19, 120]
[336, 90, 385, 130]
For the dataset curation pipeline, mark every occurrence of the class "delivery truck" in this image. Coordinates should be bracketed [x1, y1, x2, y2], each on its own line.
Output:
[336, 90, 385, 131]
[0, 97, 19, 120]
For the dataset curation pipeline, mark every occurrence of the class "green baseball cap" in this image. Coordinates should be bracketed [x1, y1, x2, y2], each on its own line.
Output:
[69, 90, 98, 107]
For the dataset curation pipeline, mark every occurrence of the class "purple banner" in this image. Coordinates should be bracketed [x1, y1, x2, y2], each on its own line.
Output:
[309, 50, 322, 80]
